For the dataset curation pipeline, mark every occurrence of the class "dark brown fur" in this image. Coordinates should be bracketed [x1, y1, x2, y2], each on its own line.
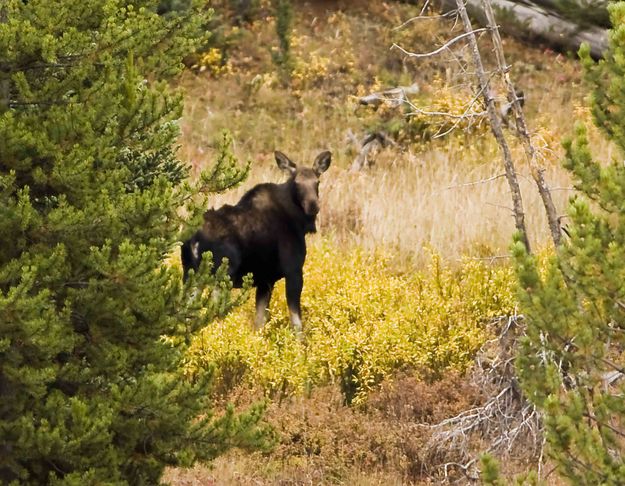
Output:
[181, 150, 331, 334]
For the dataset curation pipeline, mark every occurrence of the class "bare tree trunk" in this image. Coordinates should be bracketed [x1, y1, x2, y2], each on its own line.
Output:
[481, 0, 562, 247]
[455, 0, 531, 253]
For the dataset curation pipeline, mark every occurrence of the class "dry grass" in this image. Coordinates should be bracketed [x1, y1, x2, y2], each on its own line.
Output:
[164, 458, 408, 486]
[320, 145, 573, 264]
[179, 132, 577, 265]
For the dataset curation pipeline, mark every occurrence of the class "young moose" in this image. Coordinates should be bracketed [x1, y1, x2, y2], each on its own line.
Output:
[181, 150, 332, 336]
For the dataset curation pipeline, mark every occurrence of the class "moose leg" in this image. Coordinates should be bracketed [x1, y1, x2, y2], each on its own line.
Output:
[254, 283, 273, 331]
[285, 272, 304, 338]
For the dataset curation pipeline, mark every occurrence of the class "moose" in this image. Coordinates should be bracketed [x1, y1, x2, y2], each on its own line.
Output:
[181, 150, 332, 336]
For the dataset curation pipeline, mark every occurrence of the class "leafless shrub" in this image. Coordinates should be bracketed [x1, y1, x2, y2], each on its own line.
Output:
[423, 314, 544, 483]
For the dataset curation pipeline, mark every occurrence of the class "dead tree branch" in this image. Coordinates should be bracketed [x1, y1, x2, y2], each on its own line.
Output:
[391, 1, 531, 251]
[445, 172, 506, 189]
[358, 83, 420, 108]
[409, 73, 496, 139]
[424, 315, 544, 482]
[391, 28, 488, 59]
[393, 10, 456, 31]
[349, 131, 396, 172]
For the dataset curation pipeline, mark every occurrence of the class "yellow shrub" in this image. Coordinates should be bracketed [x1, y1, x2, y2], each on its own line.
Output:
[290, 53, 331, 90]
[186, 241, 516, 404]
[192, 48, 232, 76]
[404, 77, 490, 140]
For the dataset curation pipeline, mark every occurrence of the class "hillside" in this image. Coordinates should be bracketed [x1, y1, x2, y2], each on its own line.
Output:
[165, 1, 607, 484]
[177, 1, 606, 264]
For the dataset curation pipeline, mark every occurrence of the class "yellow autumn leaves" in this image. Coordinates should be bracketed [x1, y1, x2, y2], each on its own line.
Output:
[184, 241, 516, 404]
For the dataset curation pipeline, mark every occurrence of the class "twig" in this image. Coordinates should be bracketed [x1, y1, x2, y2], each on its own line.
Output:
[426, 70, 499, 139]
[459, 254, 512, 263]
[445, 173, 505, 189]
[419, 0, 432, 17]
[393, 9, 456, 31]
[391, 28, 488, 59]
[405, 105, 486, 120]
[484, 202, 514, 213]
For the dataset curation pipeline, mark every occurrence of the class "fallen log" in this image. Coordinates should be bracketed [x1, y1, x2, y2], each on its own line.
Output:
[523, 0, 610, 27]
[436, 0, 608, 58]
[358, 83, 420, 108]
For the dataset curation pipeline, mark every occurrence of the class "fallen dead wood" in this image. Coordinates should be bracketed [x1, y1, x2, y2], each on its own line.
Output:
[357, 83, 420, 108]
[436, 0, 608, 58]
[347, 130, 397, 172]
[424, 315, 544, 482]
[525, 0, 610, 28]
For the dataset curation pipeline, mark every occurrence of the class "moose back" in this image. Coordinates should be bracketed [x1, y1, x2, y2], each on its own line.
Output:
[181, 150, 331, 335]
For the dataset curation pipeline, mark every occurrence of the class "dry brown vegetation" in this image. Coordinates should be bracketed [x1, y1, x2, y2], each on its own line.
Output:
[167, 0, 612, 483]
[165, 375, 484, 485]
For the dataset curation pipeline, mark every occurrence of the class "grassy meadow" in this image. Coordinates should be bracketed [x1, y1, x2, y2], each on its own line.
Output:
[166, 1, 610, 483]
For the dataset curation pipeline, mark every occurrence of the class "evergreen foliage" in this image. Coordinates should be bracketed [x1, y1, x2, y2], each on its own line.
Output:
[0, 1, 271, 484]
[514, 2, 625, 483]
[225, 0, 261, 24]
[479, 453, 505, 486]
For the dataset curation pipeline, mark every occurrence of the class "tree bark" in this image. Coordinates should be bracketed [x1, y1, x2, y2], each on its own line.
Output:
[455, 0, 531, 253]
[438, 0, 608, 58]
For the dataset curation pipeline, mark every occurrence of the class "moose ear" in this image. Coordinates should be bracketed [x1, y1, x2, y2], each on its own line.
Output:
[313, 151, 332, 176]
[275, 151, 297, 175]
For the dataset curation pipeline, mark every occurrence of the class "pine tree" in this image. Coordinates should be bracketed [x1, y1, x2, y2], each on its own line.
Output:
[514, 2, 625, 483]
[0, 1, 271, 484]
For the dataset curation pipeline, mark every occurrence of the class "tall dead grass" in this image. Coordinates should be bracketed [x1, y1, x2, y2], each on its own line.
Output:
[178, 91, 584, 265]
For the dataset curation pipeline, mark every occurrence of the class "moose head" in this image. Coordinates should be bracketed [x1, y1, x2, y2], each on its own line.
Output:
[275, 150, 332, 219]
